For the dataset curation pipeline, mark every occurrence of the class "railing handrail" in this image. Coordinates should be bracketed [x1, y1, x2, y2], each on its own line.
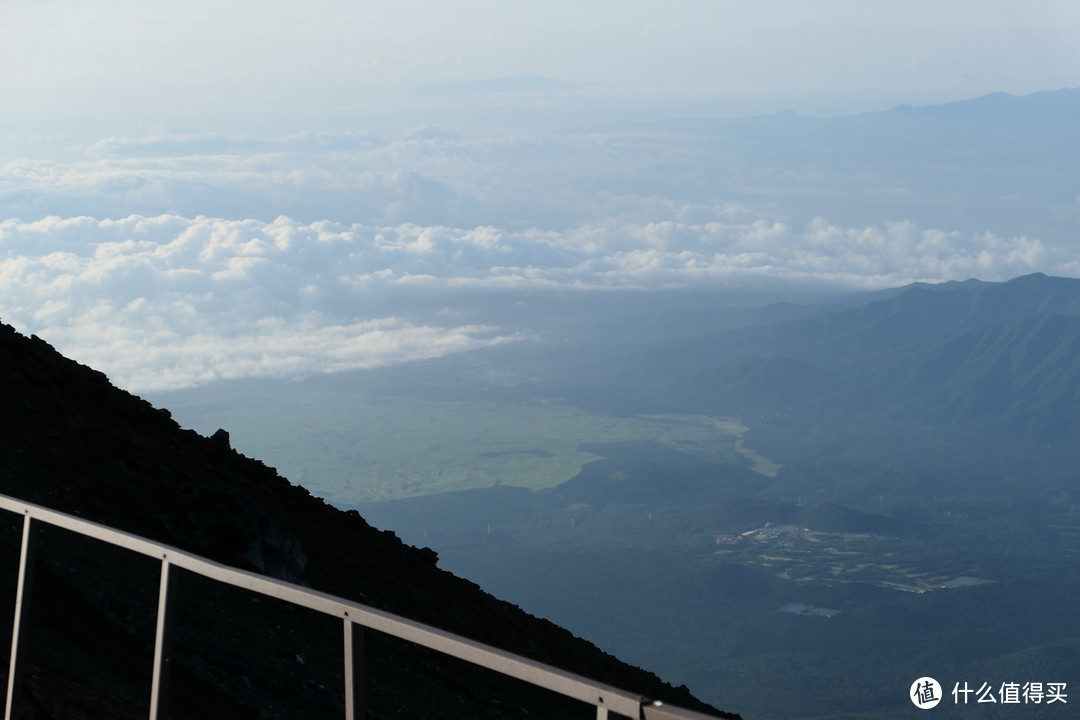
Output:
[0, 494, 723, 720]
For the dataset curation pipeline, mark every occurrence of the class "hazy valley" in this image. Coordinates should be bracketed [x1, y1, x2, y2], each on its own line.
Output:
[153, 272, 1080, 719]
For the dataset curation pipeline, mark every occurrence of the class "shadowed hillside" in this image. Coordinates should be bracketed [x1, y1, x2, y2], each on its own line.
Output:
[672, 274, 1080, 437]
[0, 321, 736, 720]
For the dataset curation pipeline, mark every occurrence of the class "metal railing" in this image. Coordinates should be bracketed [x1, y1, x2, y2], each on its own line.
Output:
[0, 494, 723, 720]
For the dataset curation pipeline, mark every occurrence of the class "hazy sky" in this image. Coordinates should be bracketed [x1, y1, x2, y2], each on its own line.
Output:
[1, 2, 1078, 392]
[3, 1, 1078, 134]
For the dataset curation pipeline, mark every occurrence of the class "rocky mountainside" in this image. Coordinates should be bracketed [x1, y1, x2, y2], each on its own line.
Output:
[0, 321, 736, 720]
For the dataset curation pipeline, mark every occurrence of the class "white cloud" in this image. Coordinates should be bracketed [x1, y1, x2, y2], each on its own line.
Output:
[2, 112, 1077, 392]
[0, 138, 463, 226]
[39, 316, 516, 394]
[0, 214, 528, 391]
[0, 211, 1074, 392]
[4, 120, 1075, 250]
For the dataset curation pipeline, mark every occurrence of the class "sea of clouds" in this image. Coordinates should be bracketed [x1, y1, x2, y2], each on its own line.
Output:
[2, 126, 1075, 392]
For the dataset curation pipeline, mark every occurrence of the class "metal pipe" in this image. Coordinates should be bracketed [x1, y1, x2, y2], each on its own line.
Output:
[149, 557, 176, 720]
[3, 514, 35, 720]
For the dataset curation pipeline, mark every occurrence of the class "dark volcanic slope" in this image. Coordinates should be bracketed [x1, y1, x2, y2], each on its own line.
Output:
[0, 322, 735, 720]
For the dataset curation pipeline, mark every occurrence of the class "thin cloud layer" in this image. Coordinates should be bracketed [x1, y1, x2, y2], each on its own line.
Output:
[1, 212, 1073, 391]
[2, 102, 1076, 392]
[5, 112, 1076, 238]
[84, 131, 386, 158]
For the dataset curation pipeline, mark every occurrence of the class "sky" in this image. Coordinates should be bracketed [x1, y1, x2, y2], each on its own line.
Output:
[1, 2, 1078, 392]
[3, 1, 1078, 132]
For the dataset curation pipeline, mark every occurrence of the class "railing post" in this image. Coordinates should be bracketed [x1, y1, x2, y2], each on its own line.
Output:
[343, 616, 364, 720]
[149, 556, 176, 720]
[5, 514, 37, 720]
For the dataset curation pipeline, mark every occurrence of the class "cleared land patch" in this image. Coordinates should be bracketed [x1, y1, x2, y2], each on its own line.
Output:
[713, 523, 990, 593]
[167, 387, 751, 504]
[641, 414, 782, 477]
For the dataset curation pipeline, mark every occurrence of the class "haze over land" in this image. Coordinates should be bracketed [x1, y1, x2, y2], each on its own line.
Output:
[2, 2, 1079, 718]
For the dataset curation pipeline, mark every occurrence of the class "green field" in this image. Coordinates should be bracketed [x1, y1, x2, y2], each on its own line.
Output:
[161, 380, 775, 504]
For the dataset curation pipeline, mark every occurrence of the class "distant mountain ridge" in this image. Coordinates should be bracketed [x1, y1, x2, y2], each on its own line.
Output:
[727, 273, 1080, 364]
[673, 274, 1080, 437]
[605, 86, 1080, 135]
[881, 87, 1080, 123]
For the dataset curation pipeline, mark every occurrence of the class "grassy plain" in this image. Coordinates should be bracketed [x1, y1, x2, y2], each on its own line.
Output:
[162, 379, 775, 504]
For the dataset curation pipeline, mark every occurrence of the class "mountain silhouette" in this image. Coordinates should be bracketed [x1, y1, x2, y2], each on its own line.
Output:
[672, 274, 1080, 438]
